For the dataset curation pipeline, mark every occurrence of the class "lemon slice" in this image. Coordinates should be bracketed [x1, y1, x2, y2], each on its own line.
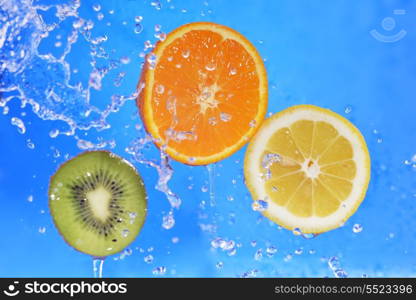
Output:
[244, 105, 371, 234]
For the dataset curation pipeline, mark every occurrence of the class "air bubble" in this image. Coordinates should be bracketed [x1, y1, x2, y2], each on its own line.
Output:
[27, 195, 34, 202]
[249, 120, 256, 128]
[229, 68, 237, 75]
[38, 227, 46, 234]
[121, 229, 130, 238]
[216, 261, 223, 269]
[135, 16, 143, 22]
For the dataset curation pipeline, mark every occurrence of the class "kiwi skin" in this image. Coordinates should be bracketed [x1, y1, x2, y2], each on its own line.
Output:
[48, 150, 147, 257]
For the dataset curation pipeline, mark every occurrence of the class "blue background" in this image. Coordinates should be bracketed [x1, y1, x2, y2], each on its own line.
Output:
[0, 0, 415, 277]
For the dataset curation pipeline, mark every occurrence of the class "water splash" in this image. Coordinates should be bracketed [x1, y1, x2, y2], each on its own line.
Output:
[126, 137, 181, 209]
[328, 256, 348, 278]
[206, 163, 216, 206]
[92, 257, 104, 278]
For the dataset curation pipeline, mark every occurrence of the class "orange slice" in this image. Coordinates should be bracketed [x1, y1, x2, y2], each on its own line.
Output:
[137, 22, 268, 165]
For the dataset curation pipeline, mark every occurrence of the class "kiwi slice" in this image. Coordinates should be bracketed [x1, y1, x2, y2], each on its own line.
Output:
[49, 151, 147, 257]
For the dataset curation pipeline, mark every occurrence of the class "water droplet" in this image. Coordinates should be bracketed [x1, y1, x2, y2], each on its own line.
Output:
[226, 195, 234, 201]
[284, 254, 293, 262]
[73, 19, 84, 29]
[250, 240, 257, 247]
[134, 23, 143, 34]
[254, 248, 263, 261]
[211, 237, 226, 249]
[124, 248, 133, 256]
[52, 148, 60, 158]
[220, 112, 231, 122]
[154, 24, 162, 32]
[182, 50, 190, 58]
[216, 261, 223, 269]
[252, 199, 268, 211]
[2, 106, 9, 115]
[97, 13, 104, 21]
[162, 212, 175, 229]
[292, 228, 302, 236]
[121, 229, 130, 238]
[309, 249, 316, 255]
[92, 4, 101, 11]
[27, 195, 34, 202]
[208, 117, 217, 126]
[171, 237, 179, 243]
[241, 269, 258, 278]
[205, 62, 216, 71]
[26, 139, 35, 149]
[11, 117, 26, 134]
[227, 247, 237, 256]
[266, 246, 278, 257]
[147, 53, 157, 69]
[144, 255, 154, 263]
[120, 56, 130, 64]
[352, 223, 363, 233]
[155, 32, 166, 41]
[201, 185, 208, 193]
[152, 266, 167, 275]
[147, 246, 154, 252]
[89, 69, 102, 90]
[151, 0, 162, 10]
[262, 153, 281, 169]
[77, 139, 95, 150]
[344, 105, 352, 114]
[38, 227, 46, 234]
[54, 41, 62, 47]
[135, 16, 143, 22]
[294, 248, 303, 255]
